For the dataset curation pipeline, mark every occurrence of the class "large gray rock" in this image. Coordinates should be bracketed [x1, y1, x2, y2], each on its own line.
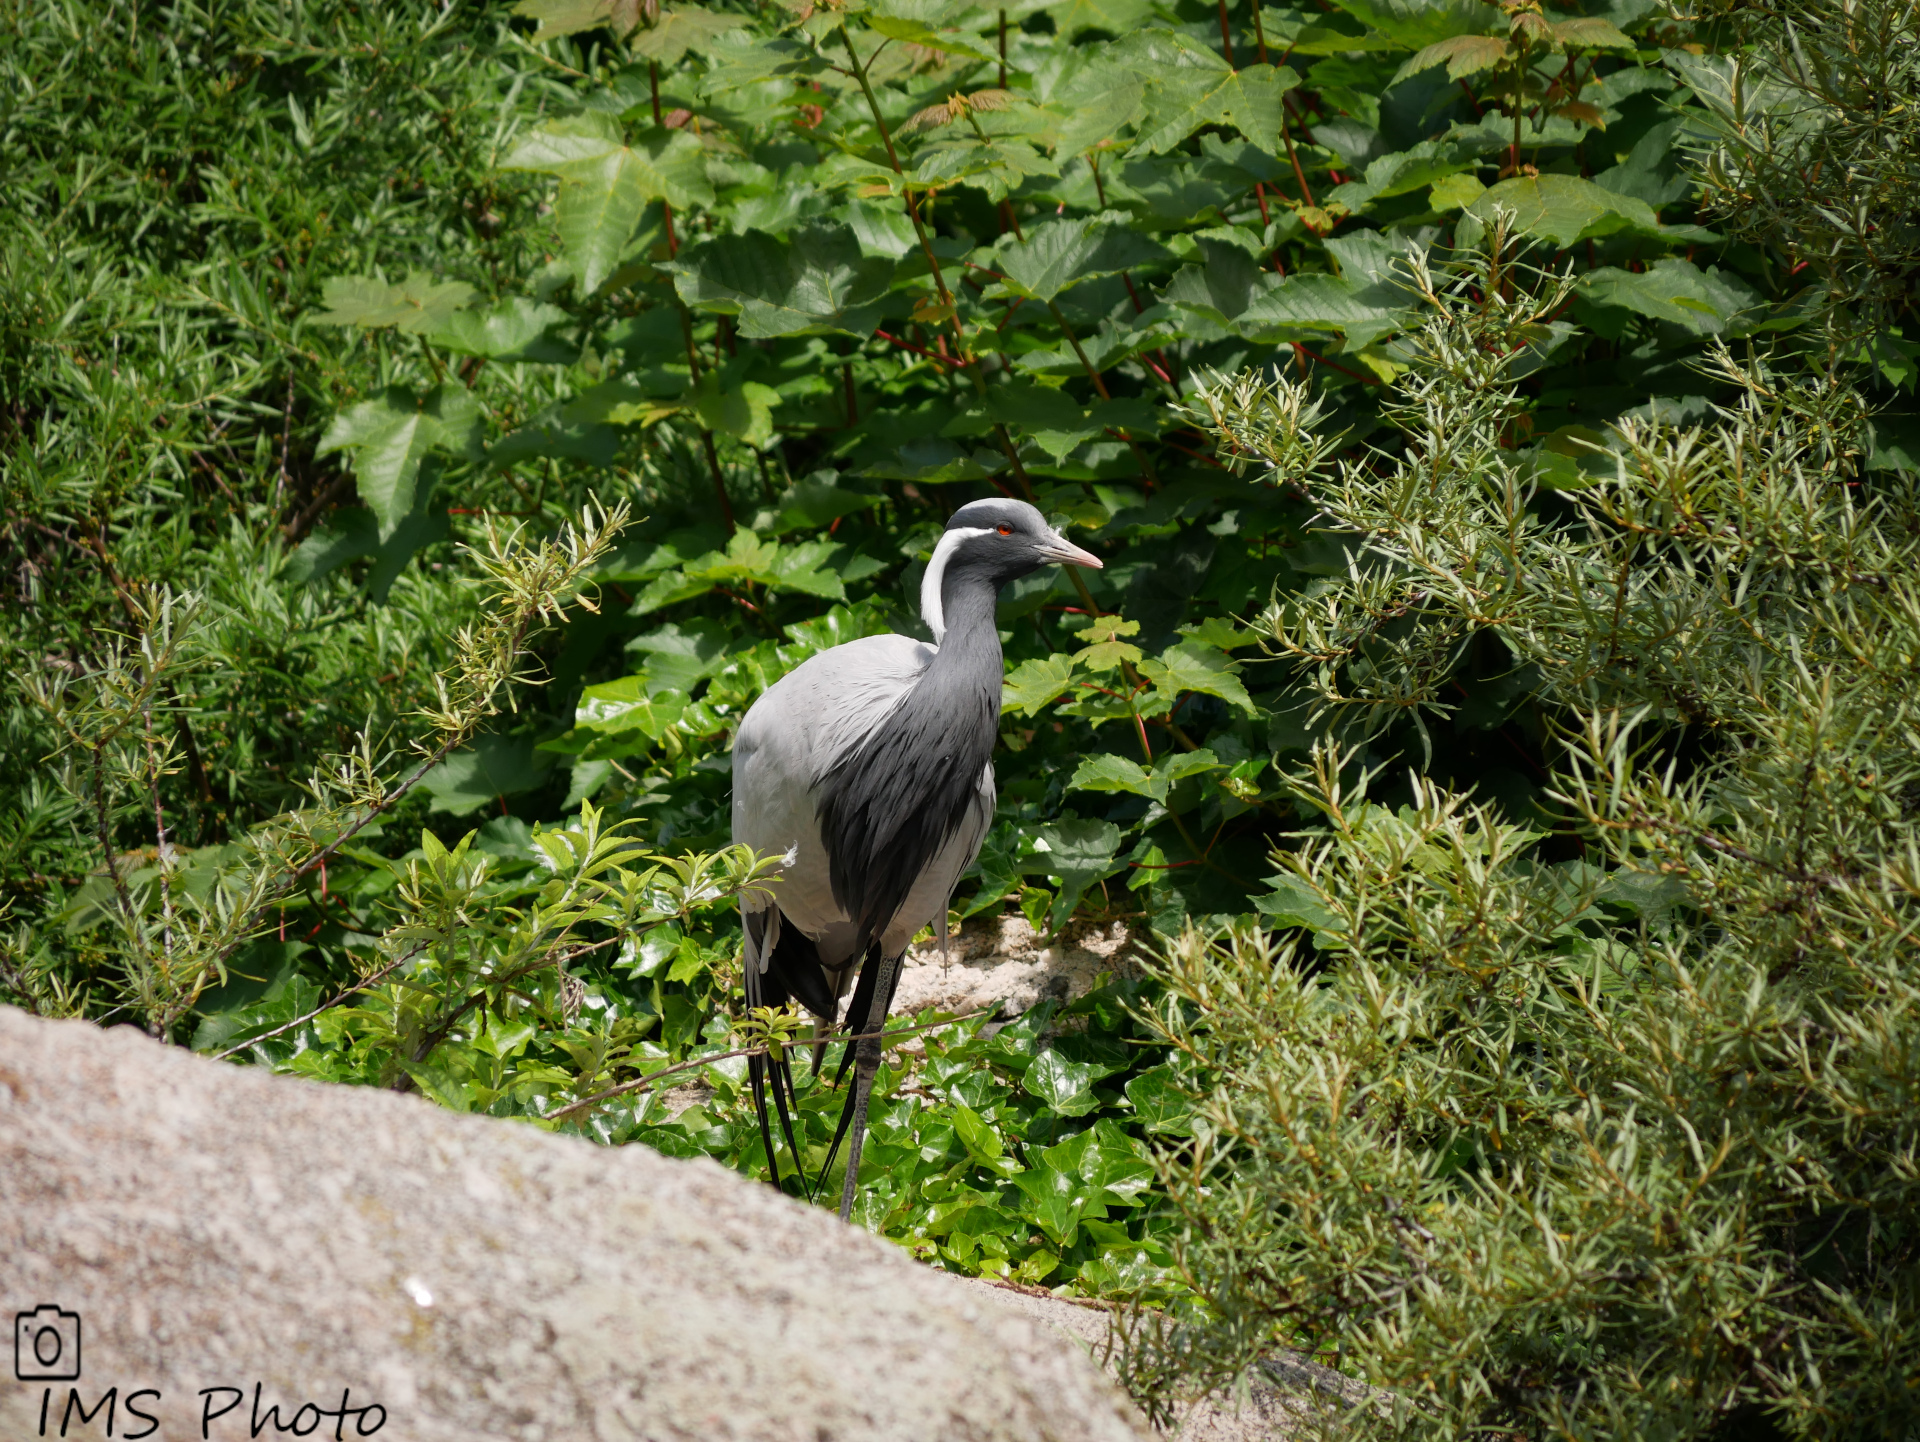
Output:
[0, 1007, 1148, 1442]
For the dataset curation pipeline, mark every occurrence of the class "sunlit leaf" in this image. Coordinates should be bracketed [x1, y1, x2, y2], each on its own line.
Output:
[316, 385, 482, 538]
[311, 273, 475, 334]
[666, 223, 895, 337]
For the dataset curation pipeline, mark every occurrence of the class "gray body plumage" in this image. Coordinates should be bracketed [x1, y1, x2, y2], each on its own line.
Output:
[726, 497, 1101, 1216]
[732, 633, 994, 995]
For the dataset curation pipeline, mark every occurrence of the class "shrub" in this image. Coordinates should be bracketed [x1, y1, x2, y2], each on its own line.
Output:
[1120, 4, 1920, 1426]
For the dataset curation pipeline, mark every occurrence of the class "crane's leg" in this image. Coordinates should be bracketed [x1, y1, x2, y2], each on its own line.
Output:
[831, 947, 902, 1222]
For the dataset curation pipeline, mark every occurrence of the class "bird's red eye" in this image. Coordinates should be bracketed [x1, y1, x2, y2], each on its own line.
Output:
[997, 523, 1013, 535]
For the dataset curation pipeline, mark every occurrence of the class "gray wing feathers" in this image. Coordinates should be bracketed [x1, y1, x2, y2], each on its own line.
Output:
[732, 634, 936, 969]
[880, 760, 994, 959]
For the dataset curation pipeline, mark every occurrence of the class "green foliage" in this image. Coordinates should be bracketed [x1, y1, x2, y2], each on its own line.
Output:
[1119, 183, 1920, 1442]
[5, 0, 1917, 1410]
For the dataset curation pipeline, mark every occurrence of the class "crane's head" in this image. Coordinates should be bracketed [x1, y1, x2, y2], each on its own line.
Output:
[921, 498, 1102, 642]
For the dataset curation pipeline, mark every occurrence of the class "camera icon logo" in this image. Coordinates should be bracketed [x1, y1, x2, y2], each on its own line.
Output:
[15, 1305, 82, 1382]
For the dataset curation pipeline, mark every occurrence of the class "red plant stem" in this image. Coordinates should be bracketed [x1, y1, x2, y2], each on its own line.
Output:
[843, 362, 858, 425]
[1253, 181, 1272, 226]
[702, 431, 735, 532]
[1216, 0, 1235, 65]
[1293, 341, 1383, 386]
[873, 328, 949, 366]
[1251, 1, 1271, 63]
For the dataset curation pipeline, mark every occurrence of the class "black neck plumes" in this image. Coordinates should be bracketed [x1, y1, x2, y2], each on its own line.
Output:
[815, 570, 1004, 957]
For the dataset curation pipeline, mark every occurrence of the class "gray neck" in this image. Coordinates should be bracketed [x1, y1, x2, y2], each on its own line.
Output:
[929, 574, 1002, 686]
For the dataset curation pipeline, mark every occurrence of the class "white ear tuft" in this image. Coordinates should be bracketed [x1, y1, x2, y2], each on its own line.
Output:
[920, 527, 992, 642]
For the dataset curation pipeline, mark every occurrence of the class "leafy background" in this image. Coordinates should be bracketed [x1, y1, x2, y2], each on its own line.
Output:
[5, 0, 1917, 1429]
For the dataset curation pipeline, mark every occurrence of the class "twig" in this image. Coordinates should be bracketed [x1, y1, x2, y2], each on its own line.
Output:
[541, 1007, 994, 1122]
[209, 950, 416, 1062]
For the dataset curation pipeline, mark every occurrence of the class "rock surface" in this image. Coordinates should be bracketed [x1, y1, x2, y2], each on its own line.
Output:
[893, 915, 1143, 1021]
[0, 1007, 1148, 1442]
[943, 1276, 1368, 1441]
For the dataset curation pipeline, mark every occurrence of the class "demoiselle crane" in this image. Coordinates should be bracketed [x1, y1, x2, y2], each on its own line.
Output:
[731, 498, 1102, 1219]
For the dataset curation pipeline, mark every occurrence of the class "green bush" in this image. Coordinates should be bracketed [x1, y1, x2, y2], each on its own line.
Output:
[1119, 5, 1920, 1433]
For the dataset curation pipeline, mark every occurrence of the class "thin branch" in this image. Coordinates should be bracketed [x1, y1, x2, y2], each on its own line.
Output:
[209, 950, 417, 1062]
[541, 1007, 994, 1122]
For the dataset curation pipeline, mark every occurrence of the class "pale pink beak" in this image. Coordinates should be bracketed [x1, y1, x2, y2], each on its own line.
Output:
[1038, 532, 1103, 568]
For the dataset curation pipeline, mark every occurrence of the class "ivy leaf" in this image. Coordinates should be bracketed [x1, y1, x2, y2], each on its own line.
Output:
[991, 216, 1171, 303]
[1138, 642, 1256, 716]
[1124, 1065, 1194, 1136]
[310, 273, 475, 334]
[950, 1102, 1007, 1166]
[1010, 1160, 1097, 1244]
[1002, 655, 1078, 715]
[317, 385, 482, 539]
[1022, 1050, 1106, 1116]
[666, 223, 895, 338]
